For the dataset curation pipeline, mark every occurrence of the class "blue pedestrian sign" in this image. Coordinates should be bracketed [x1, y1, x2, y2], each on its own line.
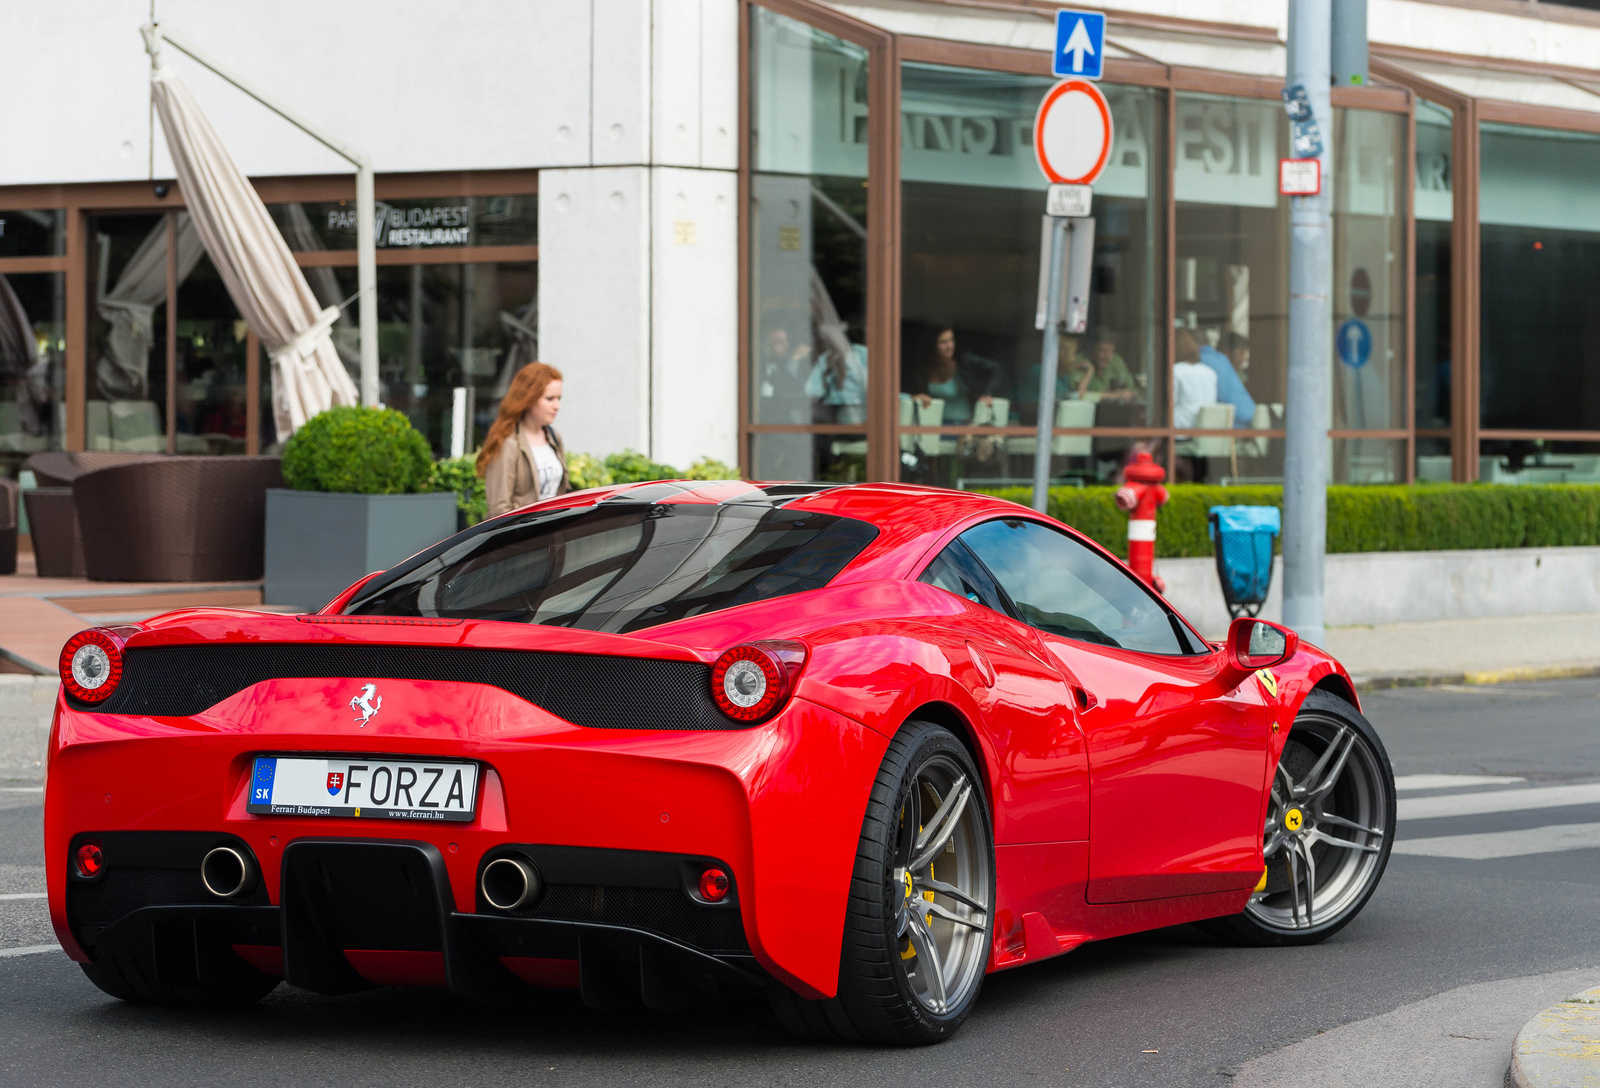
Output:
[1337, 319, 1372, 369]
[1054, 10, 1106, 80]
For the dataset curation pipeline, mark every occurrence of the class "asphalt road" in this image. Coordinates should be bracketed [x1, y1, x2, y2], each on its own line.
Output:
[2, 679, 1599, 1087]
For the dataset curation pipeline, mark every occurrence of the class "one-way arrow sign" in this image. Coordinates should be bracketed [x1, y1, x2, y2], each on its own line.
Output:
[1053, 9, 1106, 80]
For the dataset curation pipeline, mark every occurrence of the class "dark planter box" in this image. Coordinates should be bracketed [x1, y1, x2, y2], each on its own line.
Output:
[264, 489, 459, 610]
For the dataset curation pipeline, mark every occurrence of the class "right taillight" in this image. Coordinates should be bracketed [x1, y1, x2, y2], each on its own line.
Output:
[59, 629, 125, 704]
[710, 640, 807, 723]
[74, 841, 104, 879]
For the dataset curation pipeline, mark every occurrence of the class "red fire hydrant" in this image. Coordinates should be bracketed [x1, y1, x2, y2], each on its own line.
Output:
[1114, 450, 1168, 593]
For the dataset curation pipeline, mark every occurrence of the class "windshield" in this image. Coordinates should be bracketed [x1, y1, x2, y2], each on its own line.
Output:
[344, 502, 878, 633]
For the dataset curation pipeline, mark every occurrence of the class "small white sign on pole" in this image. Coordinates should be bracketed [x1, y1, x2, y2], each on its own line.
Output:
[1046, 184, 1093, 218]
[1279, 157, 1321, 196]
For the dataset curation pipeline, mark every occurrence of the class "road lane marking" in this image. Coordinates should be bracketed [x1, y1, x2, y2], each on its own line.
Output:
[1395, 774, 1526, 791]
[1395, 822, 1600, 859]
[0, 946, 59, 958]
[1399, 782, 1600, 821]
[0, 788, 41, 793]
[0, 893, 45, 901]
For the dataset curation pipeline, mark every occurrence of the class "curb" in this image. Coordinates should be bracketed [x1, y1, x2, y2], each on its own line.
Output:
[1354, 664, 1600, 693]
[1509, 986, 1600, 1087]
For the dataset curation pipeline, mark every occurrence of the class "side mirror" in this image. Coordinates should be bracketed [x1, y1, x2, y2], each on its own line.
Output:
[1218, 617, 1299, 690]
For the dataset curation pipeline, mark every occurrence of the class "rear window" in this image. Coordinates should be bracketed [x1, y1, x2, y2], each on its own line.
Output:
[344, 503, 878, 633]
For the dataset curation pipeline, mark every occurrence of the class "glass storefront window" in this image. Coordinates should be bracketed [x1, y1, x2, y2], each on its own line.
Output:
[85, 213, 177, 453]
[176, 231, 249, 456]
[0, 272, 65, 469]
[1331, 107, 1405, 445]
[1480, 120, 1600, 434]
[750, 433, 867, 482]
[301, 261, 538, 457]
[898, 65, 1164, 488]
[0, 210, 65, 258]
[1480, 439, 1600, 484]
[1415, 99, 1452, 433]
[269, 196, 537, 252]
[1175, 93, 1287, 483]
[749, 8, 869, 480]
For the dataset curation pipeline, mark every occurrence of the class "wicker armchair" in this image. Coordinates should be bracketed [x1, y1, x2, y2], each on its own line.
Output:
[24, 451, 167, 488]
[73, 456, 284, 582]
[23, 488, 85, 578]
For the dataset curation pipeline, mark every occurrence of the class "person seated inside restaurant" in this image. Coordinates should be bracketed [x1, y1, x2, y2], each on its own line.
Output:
[758, 326, 815, 424]
[1069, 330, 1139, 402]
[1199, 330, 1255, 427]
[913, 324, 999, 425]
[1172, 328, 1219, 430]
[1010, 333, 1082, 425]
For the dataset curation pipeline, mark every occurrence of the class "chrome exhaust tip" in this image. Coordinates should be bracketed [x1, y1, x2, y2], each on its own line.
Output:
[481, 855, 541, 911]
[200, 845, 258, 898]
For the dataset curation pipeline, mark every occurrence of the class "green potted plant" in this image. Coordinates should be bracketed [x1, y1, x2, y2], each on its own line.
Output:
[264, 407, 457, 608]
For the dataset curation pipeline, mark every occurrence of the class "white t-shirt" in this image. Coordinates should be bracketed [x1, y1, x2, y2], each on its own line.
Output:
[1172, 362, 1220, 431]
[523, 432, 564, 500]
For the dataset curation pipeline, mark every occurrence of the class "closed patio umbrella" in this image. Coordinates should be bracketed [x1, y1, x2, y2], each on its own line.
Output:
[149, 65, 358, 439]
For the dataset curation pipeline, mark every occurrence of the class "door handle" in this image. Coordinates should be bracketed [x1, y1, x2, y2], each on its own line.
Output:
[1072, 685, 1097, 711]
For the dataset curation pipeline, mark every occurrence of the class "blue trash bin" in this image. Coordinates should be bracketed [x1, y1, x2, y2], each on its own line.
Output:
[1208, 505, 1280, 620]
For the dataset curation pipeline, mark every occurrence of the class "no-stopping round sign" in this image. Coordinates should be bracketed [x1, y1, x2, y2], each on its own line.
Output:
[1034, 78, 1113, 185]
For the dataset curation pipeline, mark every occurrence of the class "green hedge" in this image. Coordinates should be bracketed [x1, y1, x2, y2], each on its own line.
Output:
[980, 483, 1600, 559]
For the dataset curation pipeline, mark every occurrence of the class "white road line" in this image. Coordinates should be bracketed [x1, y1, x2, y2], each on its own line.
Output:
[1395, 821, 1600, 860]
[0, 893, 45, 901]
[1394, 774, 1525, 791]
[0, 788, 42, 793]
[0, 946, 58, 958]
[1399, 782, 1600, 821]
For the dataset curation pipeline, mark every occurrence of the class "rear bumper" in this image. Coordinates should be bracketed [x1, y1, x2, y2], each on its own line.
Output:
[86, 839, 761, 1009]
[45, 681, 890, 999]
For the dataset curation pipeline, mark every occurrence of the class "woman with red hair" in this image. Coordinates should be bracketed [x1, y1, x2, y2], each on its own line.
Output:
[476, 362, 569, 517]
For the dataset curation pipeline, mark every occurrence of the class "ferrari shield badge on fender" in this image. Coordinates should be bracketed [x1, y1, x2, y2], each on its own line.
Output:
[349, 683, 382, 726]
[1255, 669, 1279, 699]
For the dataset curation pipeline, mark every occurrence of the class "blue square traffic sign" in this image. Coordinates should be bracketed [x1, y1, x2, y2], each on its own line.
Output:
[1054, 9, 1106, 80]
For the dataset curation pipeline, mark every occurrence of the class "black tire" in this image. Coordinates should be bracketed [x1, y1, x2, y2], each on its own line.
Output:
[80, 945, 280, 1007]
[767, 720, 994, 1045]
[1201, 689, 1396, 947]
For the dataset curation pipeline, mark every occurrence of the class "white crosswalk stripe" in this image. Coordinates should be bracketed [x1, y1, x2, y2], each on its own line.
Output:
[1396, 776, 1600, 860]
[1398, 782, 1600, 821]
[1394, 821, 1600, 859]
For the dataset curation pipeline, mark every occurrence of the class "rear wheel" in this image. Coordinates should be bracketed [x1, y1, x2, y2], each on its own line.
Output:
[768, 720, 993, 1045]
[1202, 690, 1395, 946]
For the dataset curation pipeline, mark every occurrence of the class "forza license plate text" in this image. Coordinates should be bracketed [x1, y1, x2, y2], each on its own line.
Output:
[247, 756, 478, 821]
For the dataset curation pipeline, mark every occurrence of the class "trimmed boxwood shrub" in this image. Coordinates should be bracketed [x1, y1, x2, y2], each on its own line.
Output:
[281, 406, 433, 495]
[981, 483, 1600, 559]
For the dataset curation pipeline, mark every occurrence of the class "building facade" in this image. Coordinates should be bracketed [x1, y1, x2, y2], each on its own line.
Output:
[4, 0, 1600, 488]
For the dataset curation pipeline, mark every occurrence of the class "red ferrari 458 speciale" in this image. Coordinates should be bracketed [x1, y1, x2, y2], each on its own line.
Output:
[45, 480, 1395, 1044]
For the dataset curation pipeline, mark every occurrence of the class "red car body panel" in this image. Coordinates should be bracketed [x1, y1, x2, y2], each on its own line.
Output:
[44, 481, 1360, 1000]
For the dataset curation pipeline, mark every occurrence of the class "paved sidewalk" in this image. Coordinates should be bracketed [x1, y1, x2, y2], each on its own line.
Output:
[1511, 985, 1600, 1087]
[1324, 612, 1600, 690]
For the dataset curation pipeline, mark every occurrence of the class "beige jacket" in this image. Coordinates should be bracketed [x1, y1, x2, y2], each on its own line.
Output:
[484, 423, 569, 517]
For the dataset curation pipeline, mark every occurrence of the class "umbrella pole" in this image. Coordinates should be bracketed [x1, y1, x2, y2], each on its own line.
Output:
[356, 164, 378, 406]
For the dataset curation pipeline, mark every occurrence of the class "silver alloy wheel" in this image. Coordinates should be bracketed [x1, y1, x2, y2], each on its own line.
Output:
[892, 754, 991, 1015]
[1247, 711, 1391, 932]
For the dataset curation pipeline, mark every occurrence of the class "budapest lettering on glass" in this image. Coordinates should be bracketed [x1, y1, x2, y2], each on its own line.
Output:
[326, 203, 473, 248]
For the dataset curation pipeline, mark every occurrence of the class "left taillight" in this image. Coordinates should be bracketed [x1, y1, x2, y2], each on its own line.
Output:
[710, 640, 807, 723]
[59, 629, 125, 703]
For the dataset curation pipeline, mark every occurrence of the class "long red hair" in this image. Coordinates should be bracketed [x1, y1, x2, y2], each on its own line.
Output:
[475, 362, 563, 476]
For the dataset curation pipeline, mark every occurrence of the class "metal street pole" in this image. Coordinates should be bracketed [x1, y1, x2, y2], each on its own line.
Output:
[1283, 0, 1333, 646]
[1032, 215, 1069, 512]
[141, 22, 379, 406]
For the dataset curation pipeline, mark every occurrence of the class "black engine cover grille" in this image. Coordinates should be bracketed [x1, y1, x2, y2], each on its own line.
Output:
[89, 644, 737, 730]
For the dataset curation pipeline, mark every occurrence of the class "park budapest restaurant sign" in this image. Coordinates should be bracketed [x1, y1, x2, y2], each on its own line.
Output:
[325, 202, 473, 247]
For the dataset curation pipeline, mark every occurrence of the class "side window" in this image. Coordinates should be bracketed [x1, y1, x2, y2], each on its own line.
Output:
[959, 518, 1194, 655]
[919, 539, 1009, 615]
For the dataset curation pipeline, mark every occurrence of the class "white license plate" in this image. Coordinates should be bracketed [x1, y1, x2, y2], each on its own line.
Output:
[247, 756, 479, 822]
